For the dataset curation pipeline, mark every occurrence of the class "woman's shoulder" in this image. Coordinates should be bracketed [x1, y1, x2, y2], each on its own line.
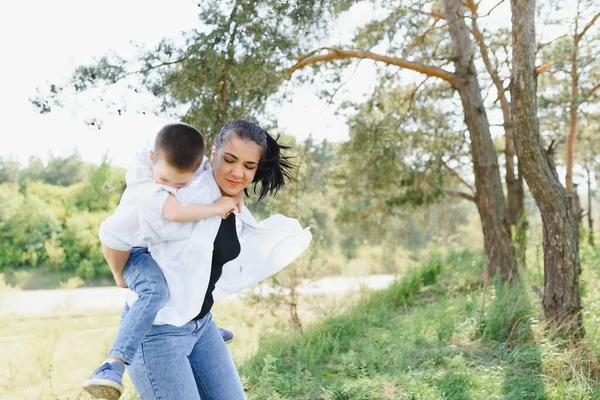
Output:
[176, 171, 217, 204]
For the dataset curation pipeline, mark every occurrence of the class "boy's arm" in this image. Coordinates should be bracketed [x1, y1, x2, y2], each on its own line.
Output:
[102, 244, 130, 288]
[162, 194, 237, 222]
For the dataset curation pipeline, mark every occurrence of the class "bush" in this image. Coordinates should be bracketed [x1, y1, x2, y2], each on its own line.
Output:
[59, 211, 110, 278]
[0, 191, 61, 271]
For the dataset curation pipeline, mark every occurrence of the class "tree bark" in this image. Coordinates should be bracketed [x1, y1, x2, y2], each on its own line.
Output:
[511, 0, 584, 338]
[467, 0, 525, 226]
[587, 166, 595, 248]
[566, 1, 581, 194]
[445, 0, 518, 282]
[505, 109, 526, 227]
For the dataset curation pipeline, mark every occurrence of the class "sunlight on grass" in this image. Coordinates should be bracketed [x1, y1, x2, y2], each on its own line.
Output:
[0, 288, 362, 400]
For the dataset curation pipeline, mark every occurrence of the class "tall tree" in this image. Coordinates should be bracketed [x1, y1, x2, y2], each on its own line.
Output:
[289, 0, 518, 281]
[511, 0, 584, 338]
[537, 0, 600, 230]
[466, 0, 525, 227]
[0, 157, 21, 184]
[578, 116, 600, 247]
[564, 2, 600, 195]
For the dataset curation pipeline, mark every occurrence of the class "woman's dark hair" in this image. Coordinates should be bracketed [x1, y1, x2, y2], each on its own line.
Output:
[215, 120, 296, 201]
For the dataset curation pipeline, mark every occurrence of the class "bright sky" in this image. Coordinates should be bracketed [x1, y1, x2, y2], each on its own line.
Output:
[0, 1, 576, 168]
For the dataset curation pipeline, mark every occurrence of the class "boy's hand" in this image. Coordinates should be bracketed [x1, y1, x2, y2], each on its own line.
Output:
[213, 196, 237, 219]
[233, 191, 244, 213]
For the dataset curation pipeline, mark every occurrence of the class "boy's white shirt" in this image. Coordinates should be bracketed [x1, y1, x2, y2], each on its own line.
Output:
[99, 150, 313, 327]
[98, 151, 208, 251]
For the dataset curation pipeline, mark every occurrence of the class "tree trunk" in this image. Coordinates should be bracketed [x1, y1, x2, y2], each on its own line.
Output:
[510, 0, 584, 338]
[566, 1, 581, 195]
[506, 121, 526, 227]
[445, 0, 518, 282]
[587, 165, 595, 248]
[466, 0, 525, 226]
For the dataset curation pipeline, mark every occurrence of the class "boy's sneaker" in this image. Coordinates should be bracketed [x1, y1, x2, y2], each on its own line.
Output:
[219, 327, 234, 344]
[82, 361, 125, 400]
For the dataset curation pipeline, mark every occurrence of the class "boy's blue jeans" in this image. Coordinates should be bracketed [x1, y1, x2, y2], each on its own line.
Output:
[108, 247, 168, 365]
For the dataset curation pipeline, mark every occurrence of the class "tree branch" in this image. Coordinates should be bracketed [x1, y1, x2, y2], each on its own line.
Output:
[577, 12, 600, 40]
[406, 17, 443, 53]
[536, 34, 568, 52]
[288, 48, 460, 88]
[466, 0, 508, 105]
[590, 82, 600, 97]
[442, 159, 475, 192]
[445, 189, 476, 202]
[408, 8, 446, 20]
[407, 76, 430, 114]
[536, 62, 553, 75]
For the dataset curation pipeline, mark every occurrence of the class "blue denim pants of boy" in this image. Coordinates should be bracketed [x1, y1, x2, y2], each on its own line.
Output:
[108, 247, 169, 365]
[127, 312, 246, 400]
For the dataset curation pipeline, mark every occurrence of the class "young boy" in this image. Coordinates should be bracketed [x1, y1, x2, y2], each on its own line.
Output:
[82, 123, 240, 400]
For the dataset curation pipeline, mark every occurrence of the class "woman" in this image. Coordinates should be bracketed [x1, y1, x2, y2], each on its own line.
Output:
[125, 120, 312, 399]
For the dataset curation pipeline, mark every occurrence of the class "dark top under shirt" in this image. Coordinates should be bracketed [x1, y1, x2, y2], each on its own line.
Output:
[194, 213, 241, 321]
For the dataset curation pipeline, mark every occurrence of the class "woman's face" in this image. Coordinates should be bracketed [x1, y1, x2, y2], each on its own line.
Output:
[211, 133, 262, 196]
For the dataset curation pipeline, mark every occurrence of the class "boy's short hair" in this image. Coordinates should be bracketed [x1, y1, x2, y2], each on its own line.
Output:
[154, 123, 206, 172]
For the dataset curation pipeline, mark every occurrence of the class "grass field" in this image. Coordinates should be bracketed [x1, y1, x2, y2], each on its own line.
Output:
[0, 288, 362, 400]
[3, 248, 600, 399]
[239, 250, 600, 399]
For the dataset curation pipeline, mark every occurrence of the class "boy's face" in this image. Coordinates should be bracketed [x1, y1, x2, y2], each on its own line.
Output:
[149, 151, 195, 189]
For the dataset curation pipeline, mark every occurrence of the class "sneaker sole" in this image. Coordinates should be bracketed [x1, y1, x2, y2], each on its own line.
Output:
[82, 379, 124, 400]
[225, 337, 233, 344]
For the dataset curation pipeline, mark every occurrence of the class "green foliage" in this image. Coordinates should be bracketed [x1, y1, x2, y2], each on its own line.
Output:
[59, 211, 110, 279]
[0, 190, 61, 270]
[335, 82, 469, 239]
[0, 155, 122, 279]
[20, 155, 45, 182]
[75, 154, 125, 212]
[42, 152, 86, 186]
[23, 181, 80, 221]
[0, 151, 88, 186]
[0, 156, 21, 184]
[35, 1, 309, 142]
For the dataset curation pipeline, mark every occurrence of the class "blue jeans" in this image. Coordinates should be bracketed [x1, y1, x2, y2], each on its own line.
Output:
[126, 312, 246, 400]
[108, 247, 169, 365]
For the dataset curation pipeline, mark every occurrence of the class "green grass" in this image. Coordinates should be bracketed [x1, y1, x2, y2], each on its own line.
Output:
[239, 250, 600, 399]
[3, 248, 600, 399]
[0, 287, 363, 399]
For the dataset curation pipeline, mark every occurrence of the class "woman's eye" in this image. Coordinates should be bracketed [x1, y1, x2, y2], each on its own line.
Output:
[224, 157, 234, 163]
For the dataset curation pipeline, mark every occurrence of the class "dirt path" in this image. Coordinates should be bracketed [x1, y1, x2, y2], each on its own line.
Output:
[0, 274, 397, 319]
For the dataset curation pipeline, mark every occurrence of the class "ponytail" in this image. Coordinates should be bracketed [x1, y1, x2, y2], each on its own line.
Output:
[216, 120, 296, 202]
[251, 132, 296, 201]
